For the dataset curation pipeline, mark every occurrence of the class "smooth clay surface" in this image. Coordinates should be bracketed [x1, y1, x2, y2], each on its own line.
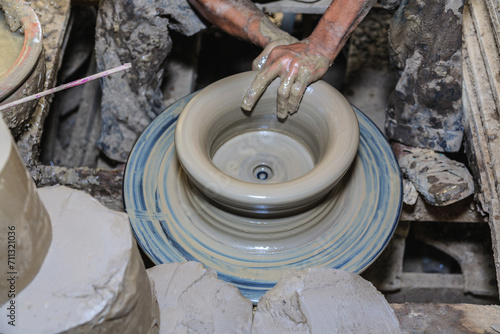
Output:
[0, 11, 23, 76]
[0, 186, 160, 334]
[175, 71, 360, 216]
[124, 89, 403, 302]
[0, 117, 51, 306]
[252, 268, 401, 333]
[148, 262, 253, 333]
[212, 130, 315, 184]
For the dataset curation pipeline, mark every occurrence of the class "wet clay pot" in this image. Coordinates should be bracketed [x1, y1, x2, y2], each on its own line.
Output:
[124, 71, 402, 302]
[0, 0, 45, 138]
[175, 71, 360, 217]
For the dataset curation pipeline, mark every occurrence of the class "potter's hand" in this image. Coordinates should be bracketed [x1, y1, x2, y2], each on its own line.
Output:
[252, 36, 299, 70]
[242, 41, 330, 119]
[189, 0, 375, 118]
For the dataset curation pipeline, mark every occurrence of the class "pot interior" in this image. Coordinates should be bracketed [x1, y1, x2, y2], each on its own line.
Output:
[175, 71, 359, 216]
[205, 85, 337, 184]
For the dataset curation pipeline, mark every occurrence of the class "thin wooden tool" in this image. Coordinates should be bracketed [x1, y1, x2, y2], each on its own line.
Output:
[0, 63, 132, 112]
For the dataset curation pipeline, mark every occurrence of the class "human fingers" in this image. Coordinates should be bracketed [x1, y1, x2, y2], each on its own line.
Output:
[276, 69, 298, 119]
[253, 42, 288, 70]
[252, 43, 276, 70]
[241, 66, 280, 111]
[287, 56, 330, 114]
[252, 37, 298, 70]
[252, 47, 270, 70]
[287, 71, 309, 115]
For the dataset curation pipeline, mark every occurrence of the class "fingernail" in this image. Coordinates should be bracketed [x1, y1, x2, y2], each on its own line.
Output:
[241, 97, 252, 111]
[277, 110, 288, 120]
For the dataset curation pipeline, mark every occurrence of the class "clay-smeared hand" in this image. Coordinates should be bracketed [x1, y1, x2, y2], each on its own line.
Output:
[252, 36, 299, 70]
[242, 41, 330, 119]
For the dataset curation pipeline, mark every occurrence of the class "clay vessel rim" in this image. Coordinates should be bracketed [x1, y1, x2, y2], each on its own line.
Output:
[124, 91, 403, 302]
[175, 71, 360, 208]
[0, 0, 43, 100]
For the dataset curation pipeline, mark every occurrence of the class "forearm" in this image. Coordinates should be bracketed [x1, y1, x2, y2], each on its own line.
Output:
[308, 0, 376, 63]
[188, 0, 287, 48]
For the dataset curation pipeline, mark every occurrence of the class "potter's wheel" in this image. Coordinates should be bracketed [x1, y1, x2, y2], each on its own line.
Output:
[124, 92, 402, 302]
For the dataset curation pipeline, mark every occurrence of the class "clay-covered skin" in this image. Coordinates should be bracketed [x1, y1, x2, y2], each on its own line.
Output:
[188, 0, 290, 48]
[251, 18, 299, 70]
[244, 41, 331, 119]
[189, 0, 375, 118]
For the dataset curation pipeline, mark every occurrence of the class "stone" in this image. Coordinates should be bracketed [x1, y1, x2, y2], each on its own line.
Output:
[379, 0, 401, 10]
[402, 178, 418, 205]
[397, 147, 474, 206]
[386, 0, 464, 152]
[147, 262, 253, 334]
[95, 0, 205, 162]
[252, 268, 401, 334]
[0, 186, 160, 333]
[33, 165, 124, 211]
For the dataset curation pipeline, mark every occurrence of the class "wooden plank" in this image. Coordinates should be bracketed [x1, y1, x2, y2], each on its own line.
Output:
[463, 0, 500, 298]
[17, 0, 71, 167]
[485, 0, 500, 50]
[392, 303, 500, 334]
[400, 196, 487, 223]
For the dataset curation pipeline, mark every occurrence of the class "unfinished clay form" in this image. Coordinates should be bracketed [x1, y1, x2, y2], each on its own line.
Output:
[124, 72, 402, 302]
[252, 268, 401, 333]
[0, 186, 160, 334]
[0, 116, 51, 306]
[175, 71, 359, 216]
[147, 262, 253, 333]
[0, 0, 45, 137]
